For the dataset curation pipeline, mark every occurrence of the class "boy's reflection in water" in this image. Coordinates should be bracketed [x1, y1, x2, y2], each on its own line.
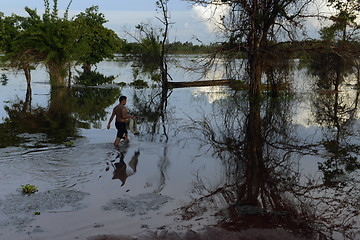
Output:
[112, 150, 140, 186]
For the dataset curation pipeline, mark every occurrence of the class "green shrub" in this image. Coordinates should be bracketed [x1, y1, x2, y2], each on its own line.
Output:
[21, 184, 38, 194]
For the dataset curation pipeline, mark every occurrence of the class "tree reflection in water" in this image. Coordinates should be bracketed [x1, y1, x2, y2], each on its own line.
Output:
[310, 86, 360, 188]
[305, 53, 360, 188]
[130, 85, 172, 141]
[0, 87, 79, 146]
[0, 71, 121, 147]
[129, 85, 172, 193]
[73, 70, 122, 128]
[72, 86, 121, 129]
[180, 92, 360, 239]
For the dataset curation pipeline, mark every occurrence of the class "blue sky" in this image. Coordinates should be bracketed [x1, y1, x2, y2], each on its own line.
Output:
[1, 0, 220, 44]
[1, 0, 189, 12]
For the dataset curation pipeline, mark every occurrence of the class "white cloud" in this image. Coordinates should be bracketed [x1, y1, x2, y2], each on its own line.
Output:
[188, 0, 337, 41]
[2, 6, 219, 44]
[101, 10, 218, 44]
[191, 3, 229, 34]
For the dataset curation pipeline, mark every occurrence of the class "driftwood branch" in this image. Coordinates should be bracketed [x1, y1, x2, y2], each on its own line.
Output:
[169, 79, 289, 90]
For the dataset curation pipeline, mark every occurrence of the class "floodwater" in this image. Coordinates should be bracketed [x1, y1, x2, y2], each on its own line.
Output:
[0, 56, 359, 240]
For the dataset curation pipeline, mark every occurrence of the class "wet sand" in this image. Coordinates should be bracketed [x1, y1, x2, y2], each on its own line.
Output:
[88, 227, 305, 240]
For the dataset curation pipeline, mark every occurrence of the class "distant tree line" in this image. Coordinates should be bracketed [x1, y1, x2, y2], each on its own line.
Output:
[168, 41, 217, 54]
[120, 40, 216, 55]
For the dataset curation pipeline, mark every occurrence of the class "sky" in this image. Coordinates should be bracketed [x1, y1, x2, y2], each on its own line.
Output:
[1, 0, 223, 44]
[1, 0, 331, 44]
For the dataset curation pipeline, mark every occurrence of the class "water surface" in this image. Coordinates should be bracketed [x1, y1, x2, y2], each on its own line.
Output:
[0, 58, 359, 239]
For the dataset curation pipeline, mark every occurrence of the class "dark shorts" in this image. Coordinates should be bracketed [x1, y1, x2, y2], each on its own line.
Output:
[115, 122, 127, 139]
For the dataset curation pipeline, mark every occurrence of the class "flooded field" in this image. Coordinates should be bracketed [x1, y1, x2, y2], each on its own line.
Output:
[0, 57, 359, 239]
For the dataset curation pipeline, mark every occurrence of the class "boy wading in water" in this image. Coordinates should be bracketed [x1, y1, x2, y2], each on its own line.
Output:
[107, 96, 135, 146]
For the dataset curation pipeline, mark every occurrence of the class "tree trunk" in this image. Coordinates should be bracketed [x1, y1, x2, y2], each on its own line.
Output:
[48, 62, 67, 87]
[68, 62, 72, 88]
[23, 68, 32, 113]
[82, 64, 91, 74]
[24, 67, 31, 88]
[248, 11, 264, 98]
[245, 98, 264, 205]
[50, 72, 66, 87]
[248, 51, 262, 97]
